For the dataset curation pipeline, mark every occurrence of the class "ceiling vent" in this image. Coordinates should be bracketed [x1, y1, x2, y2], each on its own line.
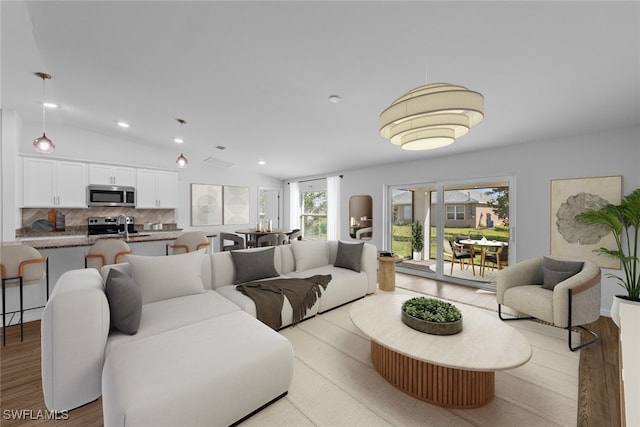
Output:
[203, 156, 233, 168]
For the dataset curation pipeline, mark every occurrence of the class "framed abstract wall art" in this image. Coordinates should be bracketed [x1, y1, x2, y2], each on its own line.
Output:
[223, 185, 250, 225]
[190, 183, 223, 226]
[550, 175, 622, 268]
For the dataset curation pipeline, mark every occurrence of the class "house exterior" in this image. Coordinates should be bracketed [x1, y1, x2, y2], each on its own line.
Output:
[431, 190, 504, 229]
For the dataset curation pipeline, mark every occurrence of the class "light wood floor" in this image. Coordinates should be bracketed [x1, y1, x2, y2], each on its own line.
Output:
[0, 273, 620, 426]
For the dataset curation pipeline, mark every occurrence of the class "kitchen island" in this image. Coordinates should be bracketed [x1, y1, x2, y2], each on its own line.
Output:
[16, 231, 190, 249]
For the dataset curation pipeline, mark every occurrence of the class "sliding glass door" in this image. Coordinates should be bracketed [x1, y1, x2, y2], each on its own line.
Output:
[389, 177, 514, 289]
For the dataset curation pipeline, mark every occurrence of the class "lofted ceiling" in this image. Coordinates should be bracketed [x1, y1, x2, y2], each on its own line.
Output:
[2, 1, 639, 180]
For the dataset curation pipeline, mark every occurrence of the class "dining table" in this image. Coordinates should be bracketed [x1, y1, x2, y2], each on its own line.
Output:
[459, 239, 508, 277]
[234, 228, 292, 247]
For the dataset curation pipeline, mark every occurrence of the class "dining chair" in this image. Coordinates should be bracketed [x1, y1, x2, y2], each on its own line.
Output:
[220, 233, 245, 252]
[256, 234, 279, 247]
[166, 232, 210, 255]
[286, 229, 302, 244]
[1, 245, 49, 346]
[443, 239, 475, 275]
[85, 239, 132, 269]
[355, 227, 373, 240]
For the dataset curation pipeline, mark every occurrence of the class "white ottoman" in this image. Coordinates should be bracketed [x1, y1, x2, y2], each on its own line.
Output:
[102, 311, 294, 427]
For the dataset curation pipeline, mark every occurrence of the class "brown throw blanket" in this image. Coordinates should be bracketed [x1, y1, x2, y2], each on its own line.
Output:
[236, 275, 332, 330]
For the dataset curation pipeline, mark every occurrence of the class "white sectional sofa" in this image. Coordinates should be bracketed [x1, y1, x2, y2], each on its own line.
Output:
[41, 240, 377, 426]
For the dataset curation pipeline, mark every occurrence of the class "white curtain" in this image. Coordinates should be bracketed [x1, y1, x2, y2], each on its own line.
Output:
[289, 181, 300, 230]
[326, 176, 341, 241]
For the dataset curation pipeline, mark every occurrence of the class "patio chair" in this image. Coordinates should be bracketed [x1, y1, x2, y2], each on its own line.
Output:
[481, 244, 508, 276]
[443, 239, 475, 275]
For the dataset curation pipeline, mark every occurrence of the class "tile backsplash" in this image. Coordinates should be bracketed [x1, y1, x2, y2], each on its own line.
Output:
[21, 208, 176, 228]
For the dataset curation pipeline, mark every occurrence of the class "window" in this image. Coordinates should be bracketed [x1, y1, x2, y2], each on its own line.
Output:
[301, 190, 327, 239]
[447, 205, 465, 220]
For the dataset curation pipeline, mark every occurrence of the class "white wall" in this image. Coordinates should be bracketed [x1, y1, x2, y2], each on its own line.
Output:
[286, 125, 640, 315]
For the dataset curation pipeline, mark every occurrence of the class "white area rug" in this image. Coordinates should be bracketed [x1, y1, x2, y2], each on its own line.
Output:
[241, 289, 579, 426]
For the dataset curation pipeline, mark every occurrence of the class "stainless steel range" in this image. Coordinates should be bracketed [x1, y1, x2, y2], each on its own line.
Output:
[87, 216, 135, 236]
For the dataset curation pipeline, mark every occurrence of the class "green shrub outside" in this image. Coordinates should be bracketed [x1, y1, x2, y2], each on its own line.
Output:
[392, 224, 509, 259]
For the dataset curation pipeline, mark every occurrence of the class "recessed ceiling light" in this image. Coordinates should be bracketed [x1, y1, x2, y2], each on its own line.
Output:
[258, 160, 266, 165]
[173, 137, 184, 144]
[329, 95, 341, 103]
[43, 102, 58, 109]
[117, 121, 130, 128]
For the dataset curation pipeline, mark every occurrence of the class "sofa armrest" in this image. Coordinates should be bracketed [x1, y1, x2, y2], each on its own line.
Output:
[361, 243, 378, 294]
[41, 268, 110, 412]
[552, 261, 601, 327]
[496, 257, 543, 303]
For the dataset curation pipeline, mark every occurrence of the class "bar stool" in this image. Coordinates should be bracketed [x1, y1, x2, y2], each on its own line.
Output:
[1, 245, 49, 346]
[84, 240, 132, 269]
[166, 232, 210, 255]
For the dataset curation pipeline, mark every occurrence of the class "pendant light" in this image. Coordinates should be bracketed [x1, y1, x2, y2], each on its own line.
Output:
[379, 83, 484, 151]
[176, 153, 188, 168]
[33, 72, 55, 154]
[175, 118, 188, 168]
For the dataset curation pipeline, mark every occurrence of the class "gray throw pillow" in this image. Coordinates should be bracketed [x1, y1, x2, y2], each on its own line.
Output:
[541, 257, 584, 290]
[334, 241, 365, 272]
[105, 269, 142, 335]
[231, 247, 279, 284]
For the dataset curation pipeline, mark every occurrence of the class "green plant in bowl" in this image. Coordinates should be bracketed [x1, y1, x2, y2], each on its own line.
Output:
[402, 297, 461, 322]
[401, 297, 463, 335]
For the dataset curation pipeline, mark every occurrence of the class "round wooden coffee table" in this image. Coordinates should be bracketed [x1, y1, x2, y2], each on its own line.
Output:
[350, 294, 531, 408]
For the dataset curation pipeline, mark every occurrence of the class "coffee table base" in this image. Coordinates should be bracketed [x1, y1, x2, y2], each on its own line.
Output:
[371, 341, 495, 408]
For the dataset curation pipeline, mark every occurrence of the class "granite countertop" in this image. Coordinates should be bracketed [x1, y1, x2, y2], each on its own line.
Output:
[15, 231, 190, 249]
[8, 224, 218, 249]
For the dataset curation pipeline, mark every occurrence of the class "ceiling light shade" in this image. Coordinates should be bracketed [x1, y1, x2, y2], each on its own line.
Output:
[379, 83, 483, 151]
[176, 153, 188, 169]
[33, 72, 55, 154]
[33, 134, 55, 154]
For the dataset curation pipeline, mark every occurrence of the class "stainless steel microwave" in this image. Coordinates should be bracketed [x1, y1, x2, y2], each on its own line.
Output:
[87, 185, 136, 207]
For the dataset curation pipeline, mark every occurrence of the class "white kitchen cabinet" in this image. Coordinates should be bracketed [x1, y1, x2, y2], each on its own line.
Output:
[89, 164, 135, 186]
[135, 169, 177, 208]
[23, 158, 88, 207]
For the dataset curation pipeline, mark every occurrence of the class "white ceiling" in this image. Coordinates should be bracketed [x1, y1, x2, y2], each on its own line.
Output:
[2, 1, 639, 180]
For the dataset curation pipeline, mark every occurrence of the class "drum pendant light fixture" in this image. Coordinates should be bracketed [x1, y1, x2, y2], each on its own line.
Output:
[33, 72, 55, 154]
[175, 118, 188, 168]
[379, 83, 484, 151]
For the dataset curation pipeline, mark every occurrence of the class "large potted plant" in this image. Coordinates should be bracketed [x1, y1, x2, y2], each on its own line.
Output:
[575, 188, 640, 325]
[411, 220, 424, 261]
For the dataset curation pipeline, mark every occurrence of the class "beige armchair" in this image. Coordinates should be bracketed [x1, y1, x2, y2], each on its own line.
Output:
[496, 256, 601, 351]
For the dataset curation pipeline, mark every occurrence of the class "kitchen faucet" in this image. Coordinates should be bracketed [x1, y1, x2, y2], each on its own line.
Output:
[117, 214, 129, 238]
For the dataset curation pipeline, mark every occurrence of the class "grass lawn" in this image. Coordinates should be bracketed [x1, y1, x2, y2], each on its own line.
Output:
[392, 225, 509, 259]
